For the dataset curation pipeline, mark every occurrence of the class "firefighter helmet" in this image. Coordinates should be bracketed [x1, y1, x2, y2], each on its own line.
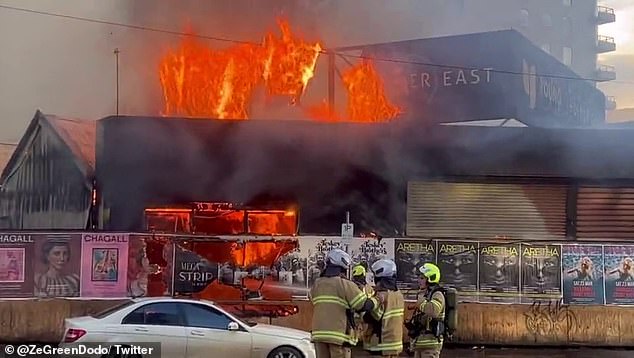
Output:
[325, 249, 352, 269]
[371, 259, 397, 278]
[419, 262, 441, 284]
[352, 264, 366, 277]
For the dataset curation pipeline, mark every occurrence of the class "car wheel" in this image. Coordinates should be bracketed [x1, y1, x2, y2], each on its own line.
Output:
[268, 346, 303, 358]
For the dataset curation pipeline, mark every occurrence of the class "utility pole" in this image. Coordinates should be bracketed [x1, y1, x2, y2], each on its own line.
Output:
[114, 48, 120, 116]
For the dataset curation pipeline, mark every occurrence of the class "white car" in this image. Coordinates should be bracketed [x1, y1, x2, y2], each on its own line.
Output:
[60, 297, 316, 358]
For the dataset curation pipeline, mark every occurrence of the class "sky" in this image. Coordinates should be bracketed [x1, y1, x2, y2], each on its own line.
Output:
[0, 0, 632, 143]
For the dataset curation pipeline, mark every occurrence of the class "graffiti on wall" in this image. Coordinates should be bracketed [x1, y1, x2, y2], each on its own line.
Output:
[523, 298, 577, 340]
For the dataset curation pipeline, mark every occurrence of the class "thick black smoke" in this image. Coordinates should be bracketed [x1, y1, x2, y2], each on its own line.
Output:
[97, 116, 415, 236]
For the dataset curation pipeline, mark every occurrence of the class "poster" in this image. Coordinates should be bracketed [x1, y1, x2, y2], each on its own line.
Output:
[604, 245, 634, 305]
[520, 244, 562, 303]
[267, 247, 308, 297]
[478, 242, 520, 303]
[436, 240, 478, 300]
[394, 239, 436, 300]
[347, 238, 395, 286]
[80, 233, 129, 298]
[33, 234, 81, 298]
[561, 245, 604, 304]
[0, 233, 34, 297]
[302, 237, 349, 288]
[174, 244, 218, 295]
[127, 235, 152, 297]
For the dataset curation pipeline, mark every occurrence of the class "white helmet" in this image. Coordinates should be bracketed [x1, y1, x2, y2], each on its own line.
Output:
[325, 249, 352, 269]
[371, 259, 397, 278]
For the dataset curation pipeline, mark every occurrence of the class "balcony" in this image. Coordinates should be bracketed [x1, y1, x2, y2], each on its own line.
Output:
[606, 96, 617, 111]
[597, 35, 616, 53]
[596, 6, 616, 25]
[596, 65, 616, 82]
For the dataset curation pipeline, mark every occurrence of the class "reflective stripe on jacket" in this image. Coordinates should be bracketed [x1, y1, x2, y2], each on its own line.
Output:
[412, 289, 445, 350]
[310, 276, 368, 345]
[364, 290, 405, 355]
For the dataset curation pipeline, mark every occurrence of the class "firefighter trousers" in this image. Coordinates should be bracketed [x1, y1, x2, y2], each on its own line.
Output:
[413, 348, 441, 358]
[314, 342, 351, 358]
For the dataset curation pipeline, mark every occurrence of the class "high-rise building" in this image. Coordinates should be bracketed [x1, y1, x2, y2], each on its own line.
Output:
[428, 1, 617, 109]
[301, 0, 618, 110]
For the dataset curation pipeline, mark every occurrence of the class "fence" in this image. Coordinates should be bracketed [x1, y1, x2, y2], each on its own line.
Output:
[0, 232, 630, 305]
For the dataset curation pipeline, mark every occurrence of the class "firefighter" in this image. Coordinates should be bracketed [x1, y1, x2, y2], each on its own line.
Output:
[352, 264, 375, 296]
[310, 249, 374, 358]
[407, 263, 446, 358]
[352, 264, 375, 349]
[363, 259, 405, 357]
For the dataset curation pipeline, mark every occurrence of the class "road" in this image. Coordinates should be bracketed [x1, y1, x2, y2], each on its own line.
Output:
[353, 347, 634, 357]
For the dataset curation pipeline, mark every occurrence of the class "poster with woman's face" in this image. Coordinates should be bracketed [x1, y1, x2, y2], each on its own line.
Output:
[33, 234, 81, 298]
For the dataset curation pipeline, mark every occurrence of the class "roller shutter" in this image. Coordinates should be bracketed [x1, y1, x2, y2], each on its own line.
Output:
[576, 186, 634, 240]
[406, 181, 567, 240]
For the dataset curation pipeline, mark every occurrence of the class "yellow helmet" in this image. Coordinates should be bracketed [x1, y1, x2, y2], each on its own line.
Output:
[352, 264, 366, 277]
[419, 263, 440, 284]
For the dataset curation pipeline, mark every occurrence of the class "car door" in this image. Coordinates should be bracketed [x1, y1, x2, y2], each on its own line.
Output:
[180, 302, 253, 358]
[120, 302, 188, 358]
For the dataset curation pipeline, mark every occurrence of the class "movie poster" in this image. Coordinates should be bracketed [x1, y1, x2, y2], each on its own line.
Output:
[436, 240, 478, 300]
[0, 233, 34, 297]
[302, 237, 349, 288]
[478, 242, 520, 303]
[349, 238, 395, 285]
[520, 244, 562, 303]
[33, 234, 81, 298]
[604, 245, 634, 305]
[173, 244, 219, 295]
[80, 233, 129, 297]
[561, 245, 604, 304]
[394, 239, 436, 300]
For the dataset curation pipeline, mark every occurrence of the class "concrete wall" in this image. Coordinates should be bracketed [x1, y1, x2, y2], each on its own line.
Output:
[3, 299, 633, 347]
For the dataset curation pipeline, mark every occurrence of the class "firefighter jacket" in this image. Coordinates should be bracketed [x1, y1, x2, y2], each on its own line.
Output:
[364, 289, 405, 355]
[309, 276, 369, 346]
[411, 288, 446, 351]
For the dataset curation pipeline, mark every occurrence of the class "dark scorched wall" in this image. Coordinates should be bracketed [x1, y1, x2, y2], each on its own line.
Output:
[96, 116, 634, 236]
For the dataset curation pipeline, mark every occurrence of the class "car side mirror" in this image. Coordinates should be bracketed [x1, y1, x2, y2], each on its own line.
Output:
[228, 322, 240, 331]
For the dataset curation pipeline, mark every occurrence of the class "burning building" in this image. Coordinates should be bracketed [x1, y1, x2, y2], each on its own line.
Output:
[94, 114, 634, 241]
[332, 30, 606, 127]
[0, 27, 626, 240]
[4, 111, 634, 241]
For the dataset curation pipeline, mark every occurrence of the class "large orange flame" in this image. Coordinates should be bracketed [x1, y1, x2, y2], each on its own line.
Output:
[307, 60, 402, 122]
[159, 18, 401, 123]
[159, 19, 321, 119]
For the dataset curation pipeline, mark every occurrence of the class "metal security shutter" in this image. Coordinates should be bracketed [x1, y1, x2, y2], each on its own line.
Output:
[407, 181, 567, 240]
[576, 187, 634, 240]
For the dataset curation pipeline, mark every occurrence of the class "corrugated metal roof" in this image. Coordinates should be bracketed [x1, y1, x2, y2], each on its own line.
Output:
[0, 143, 17, 173]
[43, 114, 96, 172]
[1, 111, 96, 184]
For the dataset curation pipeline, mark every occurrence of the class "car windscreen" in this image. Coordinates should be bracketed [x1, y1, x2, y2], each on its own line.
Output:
[91, 300, 136, 319]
